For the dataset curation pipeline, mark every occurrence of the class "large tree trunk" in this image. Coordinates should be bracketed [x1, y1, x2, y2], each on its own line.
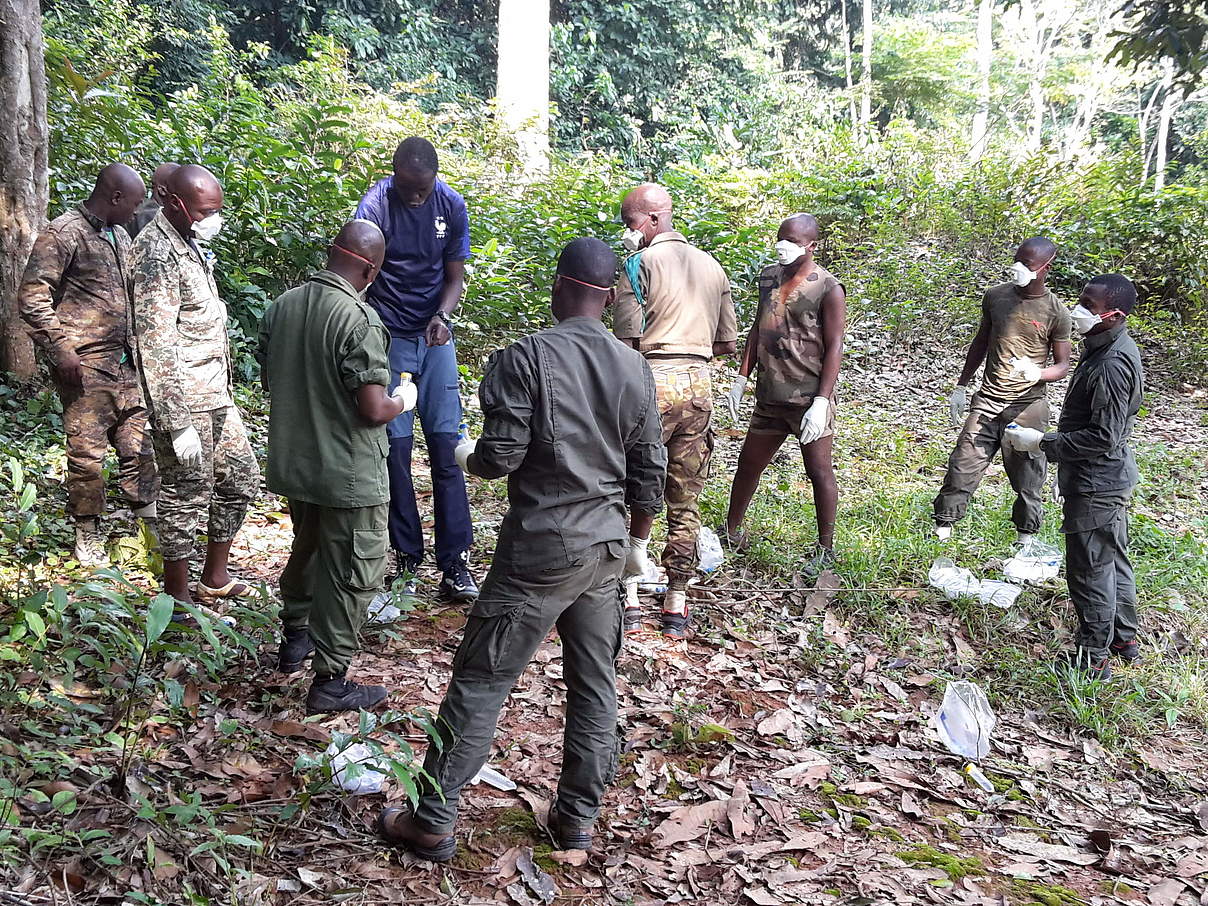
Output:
[969, 0, 993, 160]
[859, 0, 873, 128]
[1016, 0, 1047, 150]
[496, 0, 550, 176]
[0, 0, 47, 381]
[841, 0, 857, 128]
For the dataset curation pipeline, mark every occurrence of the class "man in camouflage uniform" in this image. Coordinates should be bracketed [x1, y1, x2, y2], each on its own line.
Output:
[19, 163, 158, 566]
[131, 164, 259, 606]
[126, 162, 179, 239]
[721, 214, 847, 578]
[614, 183, 737, 638]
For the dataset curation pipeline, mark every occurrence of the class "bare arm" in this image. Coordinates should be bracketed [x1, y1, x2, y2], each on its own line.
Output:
[355, 384, 407, 426]
[737, 321, 759, 378]
[713, 340, 737, 357]
[957, 312, 991, 386]
[817, 284, 847, 400]
[425, 259, 466, 347]
[1042, 339, 1072, 382]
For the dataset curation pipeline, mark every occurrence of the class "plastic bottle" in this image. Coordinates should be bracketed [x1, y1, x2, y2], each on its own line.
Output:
[457, 422, 470, 443]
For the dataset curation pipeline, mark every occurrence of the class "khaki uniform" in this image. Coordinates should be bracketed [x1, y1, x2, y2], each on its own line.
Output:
[934, 284, 1071, 534]
[130, 210, 258, 561]
[615, 232, 737, 579]
[258, 271, 393, 678]
[19, 206, 158, 516]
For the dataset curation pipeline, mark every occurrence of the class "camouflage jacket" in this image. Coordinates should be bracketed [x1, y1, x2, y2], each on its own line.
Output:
[19, 205, 134, 367]
[753, 263, 843, 406]
[130, 210, 233, 431]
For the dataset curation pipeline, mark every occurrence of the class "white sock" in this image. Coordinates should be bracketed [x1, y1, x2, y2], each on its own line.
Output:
[629, 535, 650, 554]
[624, 578, 640, 608]
[663, 584, 687, 615]
[935, 525, 952, 541]
[1017, 532, 1035, 545]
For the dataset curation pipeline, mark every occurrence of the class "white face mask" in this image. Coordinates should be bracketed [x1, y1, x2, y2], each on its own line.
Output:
[621, 229, 645, 253]
[775, 240, 806, 266]
[1010, 261, 1038, 287]
[192, 212, 223, 242]
[1070, 303, 1117, 335]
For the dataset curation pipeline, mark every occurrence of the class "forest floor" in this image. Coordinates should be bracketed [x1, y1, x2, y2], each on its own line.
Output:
[3, 328, 1208, 906]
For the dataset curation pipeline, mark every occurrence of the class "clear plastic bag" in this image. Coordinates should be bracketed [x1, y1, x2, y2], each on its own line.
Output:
[325, 741, 386, 795]
[977, 580, 1023, 609]
[1003, 538, 1062, 583]
[933, 681, 996, 761]
[928, 557, 980, 599]
[697, 525, 724, 573]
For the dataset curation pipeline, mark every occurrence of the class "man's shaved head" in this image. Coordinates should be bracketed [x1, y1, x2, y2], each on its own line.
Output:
[778, 213, 819, 244]
[163, 164, 223, 238]
[87, 163, 145, 225]
[168, 164, 221, 204]
[1016, 236, 1057, 269]
[557, 237, 618, 288]
[328, 219, 385, 291]
[151, 163, 180, 197]
[620, 183, 673, 222]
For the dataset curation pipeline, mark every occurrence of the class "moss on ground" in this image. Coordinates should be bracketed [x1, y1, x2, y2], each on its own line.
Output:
[896, 844, 986, 880]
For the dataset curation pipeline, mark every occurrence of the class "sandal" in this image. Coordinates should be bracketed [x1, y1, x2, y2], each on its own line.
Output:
[196, 578, 255, 599]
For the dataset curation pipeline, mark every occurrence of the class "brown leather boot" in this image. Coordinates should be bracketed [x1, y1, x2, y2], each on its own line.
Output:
[376, 808, 457, 862]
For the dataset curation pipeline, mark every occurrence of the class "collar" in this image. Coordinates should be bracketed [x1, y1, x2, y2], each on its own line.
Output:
[310, 269, 363, 300]
[1083, 322, 1127, 352]
[148, 208, 200, 261]
[647, 231, 689, 248]
[76, 204, 107, 232]
[553, 315, 607, 330]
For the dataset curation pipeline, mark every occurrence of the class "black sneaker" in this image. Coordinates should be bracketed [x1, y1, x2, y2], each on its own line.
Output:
[1053, 649, 1113, 681]
[278, 627, 315, 673]
[623, 607, 644, 635]
[386, 550, 418, 588]
[802, 545, 836, 581]
[661, 610, 690, 639]
[440, 551, 479, 603]
[547, 808, 594, 850]
[1110, 639, 1140, 663]
[306, 674, 389, 714]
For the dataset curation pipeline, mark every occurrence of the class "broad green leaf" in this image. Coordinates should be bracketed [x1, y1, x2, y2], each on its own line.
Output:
[145, 594, 175, 646]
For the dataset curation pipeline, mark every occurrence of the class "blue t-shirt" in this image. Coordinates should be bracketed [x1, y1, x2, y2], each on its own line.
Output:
[354, 176, 471, 337]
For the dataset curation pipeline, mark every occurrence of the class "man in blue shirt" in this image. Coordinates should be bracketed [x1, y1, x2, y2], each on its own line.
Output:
[355, 137, 478, 603]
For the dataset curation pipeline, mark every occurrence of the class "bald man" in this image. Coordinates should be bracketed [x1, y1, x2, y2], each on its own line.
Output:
[131, 164, 260, 609]
[258, 221, 416, 712]
[614, 182, 737, 638]
[20, 163, 158, 566]
[127, 163, 180, 238]
[934, 236, 1072, 543]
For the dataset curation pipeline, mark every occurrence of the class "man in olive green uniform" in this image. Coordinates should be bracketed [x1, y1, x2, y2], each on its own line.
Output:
[614, 182, 737, 638]
[131, 164, 259, 606]
[722, 214, 846, 577]
[19, 163, 158, 566]
[259, 220, 417, 714]
[934, 237, 1072, 544]
[377, 238, 666, 860]
[127, 163, 179, 239]
[1005, 275, 1143, 681]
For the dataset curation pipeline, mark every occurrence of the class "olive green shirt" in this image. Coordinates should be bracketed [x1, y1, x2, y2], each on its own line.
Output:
[258, 270, 391, 508]
[980, 282, 1071, 404]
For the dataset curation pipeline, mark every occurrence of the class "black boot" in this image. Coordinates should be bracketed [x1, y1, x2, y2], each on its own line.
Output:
[440, 551, 479, 603]
[547, 808, 594, 850]
[277, 627, 315, 674]
[306, 674, 388, 714]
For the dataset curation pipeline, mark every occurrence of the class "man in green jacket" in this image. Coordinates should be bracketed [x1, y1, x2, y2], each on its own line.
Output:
[258, 220, 418, 714]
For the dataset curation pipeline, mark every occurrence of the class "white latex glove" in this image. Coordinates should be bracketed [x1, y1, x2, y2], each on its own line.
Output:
[170, 425, 203, 469]
[454, 439, 477, 472]
[949, 385, 969, 428]
[1009, 357, 1043, 383]
[391, 379, 418, 412]
[624, 535, 653, 579]
[726, 376, 747, 422]
[1004, 425, 1044, 453]
[797, 396, 830, 446]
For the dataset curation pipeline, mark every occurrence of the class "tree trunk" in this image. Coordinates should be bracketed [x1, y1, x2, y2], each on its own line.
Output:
[1138, 79, 1160, 183]
[496, 0, 550, 176]
[1016, 0, 1045, 150]
[840, 0, 857, 129]
[1154, 57, 1177, 193]
[859, 0, 873, 128]
[0, 0, 47, 381]
[969, 0, 993, 160]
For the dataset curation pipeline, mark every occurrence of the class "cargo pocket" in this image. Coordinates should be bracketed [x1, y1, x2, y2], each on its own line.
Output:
[452, 596, 526, 678]
[349, 529, 388, 591]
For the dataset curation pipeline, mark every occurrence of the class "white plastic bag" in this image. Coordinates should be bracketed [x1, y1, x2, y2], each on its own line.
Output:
[366, 593, 403, 624]
[472, 764, 517, 791]
[928, 558, 980, 599]
[325, 741, 386, 795]
[697, 526, 723, 573]
[1003, 538, 1061, 583]
[933, 681, 996, 761]
[977, 580, 1022, 609]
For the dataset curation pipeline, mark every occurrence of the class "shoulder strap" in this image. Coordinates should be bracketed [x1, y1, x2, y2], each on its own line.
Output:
[624, 252, 646, 332]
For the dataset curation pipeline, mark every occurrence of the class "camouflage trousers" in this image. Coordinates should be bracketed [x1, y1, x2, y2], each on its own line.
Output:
[151, 405, 259, 561]
[649, 360, 714, 580]
[57, 360, 158, 517]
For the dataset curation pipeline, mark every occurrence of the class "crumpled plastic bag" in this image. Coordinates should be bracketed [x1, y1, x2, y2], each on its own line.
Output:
[697, 526, 723, 573]
[978, 580, 1022, 609]
[933, 680, 996, 761]
[1003, 538, 1062, 583]
[928, 557, 980, 599]
[325, 741, 386, 795]
[366, 594, 403, 624]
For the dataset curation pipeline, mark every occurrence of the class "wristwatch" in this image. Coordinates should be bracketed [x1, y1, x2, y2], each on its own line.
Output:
[434, 311, 454, 328]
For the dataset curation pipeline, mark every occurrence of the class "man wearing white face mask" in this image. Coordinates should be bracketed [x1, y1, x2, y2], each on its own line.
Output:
[1004, 275, 1143, 680]
[131, 164, 260, 609]
[721, 214, 846, 578]
[933, 237, 1071, 544]
[613, 182, 737, 639]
